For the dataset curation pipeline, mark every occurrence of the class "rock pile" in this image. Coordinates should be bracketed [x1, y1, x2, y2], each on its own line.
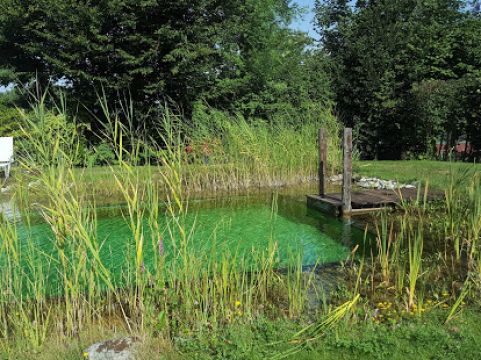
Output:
[356, 177, 416, 190]
[328, 174, 416, 190]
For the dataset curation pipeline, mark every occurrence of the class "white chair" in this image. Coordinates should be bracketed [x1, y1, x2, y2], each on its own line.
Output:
[0, 137, 14, 180]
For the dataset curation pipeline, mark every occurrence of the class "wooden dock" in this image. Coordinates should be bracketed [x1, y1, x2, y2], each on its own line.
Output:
[307, 188, 443, 216]
[308, 127, 443, 217]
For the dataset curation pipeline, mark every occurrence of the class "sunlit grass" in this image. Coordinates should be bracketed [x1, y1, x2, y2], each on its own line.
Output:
[2, 91, 481, 358]
[0, 92, 330, 356]
[355, 160, 481, 189]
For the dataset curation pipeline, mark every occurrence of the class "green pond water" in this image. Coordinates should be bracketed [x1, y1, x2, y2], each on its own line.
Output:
[2, 190, 367, 292]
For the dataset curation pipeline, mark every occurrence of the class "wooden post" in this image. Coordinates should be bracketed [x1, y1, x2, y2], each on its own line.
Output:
[318, 129, 327, 197]
[342, 128, 353, 216]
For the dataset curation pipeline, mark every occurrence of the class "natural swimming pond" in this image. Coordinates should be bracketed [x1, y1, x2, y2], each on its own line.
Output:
[1, 187, 367, 293]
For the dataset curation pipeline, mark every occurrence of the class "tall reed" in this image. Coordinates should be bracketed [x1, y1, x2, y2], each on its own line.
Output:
[406, 217, 424, 309]
[1, 92, 316, 356]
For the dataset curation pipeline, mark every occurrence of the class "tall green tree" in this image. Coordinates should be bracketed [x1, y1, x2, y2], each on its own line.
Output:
[315, 0, 480, 159]
[1, 0, 243, 118]
[0, 90, 22, 136]
[0, 0, 331, 128]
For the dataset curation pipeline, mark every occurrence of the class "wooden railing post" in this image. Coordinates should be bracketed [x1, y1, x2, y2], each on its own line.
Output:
[318, 128, 327, 197]
[342, 128, 352, 216]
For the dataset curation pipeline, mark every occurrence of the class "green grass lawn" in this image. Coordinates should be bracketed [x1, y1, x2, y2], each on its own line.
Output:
[2, 160, 479, 203]
[354, 160, 481, 189]
[63, 160, 481, 192]
[13, 309, 481, 359]
[152, 309, 481, 359]
[3, 160, 481, 359]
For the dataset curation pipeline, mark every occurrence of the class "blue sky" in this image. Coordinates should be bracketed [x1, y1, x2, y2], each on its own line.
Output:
[291, 0, 318, 39]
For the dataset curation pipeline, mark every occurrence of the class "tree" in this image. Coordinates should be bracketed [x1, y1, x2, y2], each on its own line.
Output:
[315, 0, 479, 159]
[0, 0, 330, 129]
[0, 90, 22, 136]
[1, 1, 244, 118]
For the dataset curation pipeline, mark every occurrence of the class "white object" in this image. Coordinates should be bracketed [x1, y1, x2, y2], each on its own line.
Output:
[0, 137, 14, 179]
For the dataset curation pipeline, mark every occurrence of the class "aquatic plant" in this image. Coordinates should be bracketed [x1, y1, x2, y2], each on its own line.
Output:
[2, 91, 481, 359]
[0, 93, 323, 356]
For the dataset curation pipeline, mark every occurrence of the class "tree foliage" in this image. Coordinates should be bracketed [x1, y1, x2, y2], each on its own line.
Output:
[316, 0, 481, 159]
[0, 0, 332, 128]
[0, 90, 22, 136]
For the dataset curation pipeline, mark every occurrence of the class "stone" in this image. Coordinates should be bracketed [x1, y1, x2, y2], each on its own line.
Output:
[271, 180, 284, 187]
[329, 174, 343, 182]
[84, 337, 140, 360]
[354, 176, 418, 190]
[1, 186, 10, 193]
[28, 180, 41, 188]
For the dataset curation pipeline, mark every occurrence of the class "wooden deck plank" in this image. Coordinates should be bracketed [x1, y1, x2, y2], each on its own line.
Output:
[307, 188, 444, 216]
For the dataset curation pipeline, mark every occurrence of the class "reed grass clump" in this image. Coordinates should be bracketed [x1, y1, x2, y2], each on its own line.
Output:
[180, 104, 342, 192]
[349, 170, 481, 326]
[0, 93, 333, 356]
[3, 92, 481, 358]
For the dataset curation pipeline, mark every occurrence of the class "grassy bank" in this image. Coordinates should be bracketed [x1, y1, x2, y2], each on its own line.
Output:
[11, 309, 481, 359]
[1, 96, 342, 202]
[355, 160, 481, 189]
[0, 98, 346, 358]
[157, 309, 481, 360]
[7, 160, 477, 204]
[1, 97, 481, 359]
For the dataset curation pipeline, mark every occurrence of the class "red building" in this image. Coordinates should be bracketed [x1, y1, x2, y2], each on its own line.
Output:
[436, 137, 474, 159]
